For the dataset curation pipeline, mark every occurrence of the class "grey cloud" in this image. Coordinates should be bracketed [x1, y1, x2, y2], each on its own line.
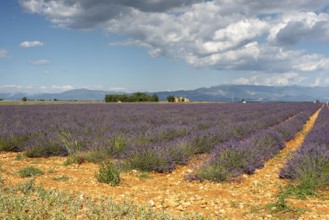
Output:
[276, 21, 309, 45]
[274, 20, 329, 45]
[214, 0, 329, 15]
[112, 0, 204, 12]
[18, 0, 215, 29]
[268, 12, 329, 45]
[66, 0, 203, 12]
[19, 0, 128, 29]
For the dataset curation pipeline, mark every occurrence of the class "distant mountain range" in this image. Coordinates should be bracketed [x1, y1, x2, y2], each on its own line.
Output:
[157, 85, 329, 102]
[1, 85, 329, 102]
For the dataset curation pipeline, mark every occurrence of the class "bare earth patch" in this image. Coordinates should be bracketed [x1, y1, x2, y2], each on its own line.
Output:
[1, 108, 328, 219]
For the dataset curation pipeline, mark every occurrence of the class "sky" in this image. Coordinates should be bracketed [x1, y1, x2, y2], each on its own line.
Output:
[1, 0, 329, 94]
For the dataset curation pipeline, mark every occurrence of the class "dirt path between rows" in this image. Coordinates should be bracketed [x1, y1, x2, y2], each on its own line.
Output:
[1, 108, 328, 219]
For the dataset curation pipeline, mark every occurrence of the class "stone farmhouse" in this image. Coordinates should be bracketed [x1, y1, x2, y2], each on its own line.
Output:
[174, 96, 190, 103]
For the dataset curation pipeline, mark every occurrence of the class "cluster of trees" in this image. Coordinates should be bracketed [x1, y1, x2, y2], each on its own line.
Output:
[167, 95, 175, 102]
[21, 97, 61, 102]
[105, 92, 159, 103]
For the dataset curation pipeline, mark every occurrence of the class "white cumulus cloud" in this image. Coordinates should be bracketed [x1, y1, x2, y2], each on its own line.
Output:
[19, 0, 329, 85]
[20, 41, 44, 48]
[28, 59, 50, 65]
[50, 85, 75, 91]
[234, 72, 304, 86]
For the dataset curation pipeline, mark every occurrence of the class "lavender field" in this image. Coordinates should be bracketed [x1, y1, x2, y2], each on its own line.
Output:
[0, 103, 321, 181]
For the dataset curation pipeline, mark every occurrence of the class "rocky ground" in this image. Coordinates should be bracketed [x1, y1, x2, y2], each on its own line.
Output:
[0, 109, 328, 219]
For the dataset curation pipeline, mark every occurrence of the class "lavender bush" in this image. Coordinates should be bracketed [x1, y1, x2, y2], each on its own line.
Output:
[197, 130, 285, 181]
[280, 106, 329, 189]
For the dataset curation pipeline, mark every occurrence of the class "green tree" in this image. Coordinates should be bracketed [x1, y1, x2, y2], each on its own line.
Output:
[131, 92, 148, 102]
[167, 95, 175, 102]
[21, 97, 27, 102]
[150, 94, 159, 102]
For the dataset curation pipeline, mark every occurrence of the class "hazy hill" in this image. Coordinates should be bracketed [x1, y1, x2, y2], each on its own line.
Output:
[156, 85, 329, 102]
[0, 85, 328, 102]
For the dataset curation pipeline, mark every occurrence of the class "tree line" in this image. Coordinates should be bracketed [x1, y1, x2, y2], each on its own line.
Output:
[105, 92, 159, 103]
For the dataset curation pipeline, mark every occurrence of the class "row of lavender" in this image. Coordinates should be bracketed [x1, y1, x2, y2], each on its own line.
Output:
[280, 105, 329, 188]
[0, 103, 320, 173]
[193, 106, 318, 182]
